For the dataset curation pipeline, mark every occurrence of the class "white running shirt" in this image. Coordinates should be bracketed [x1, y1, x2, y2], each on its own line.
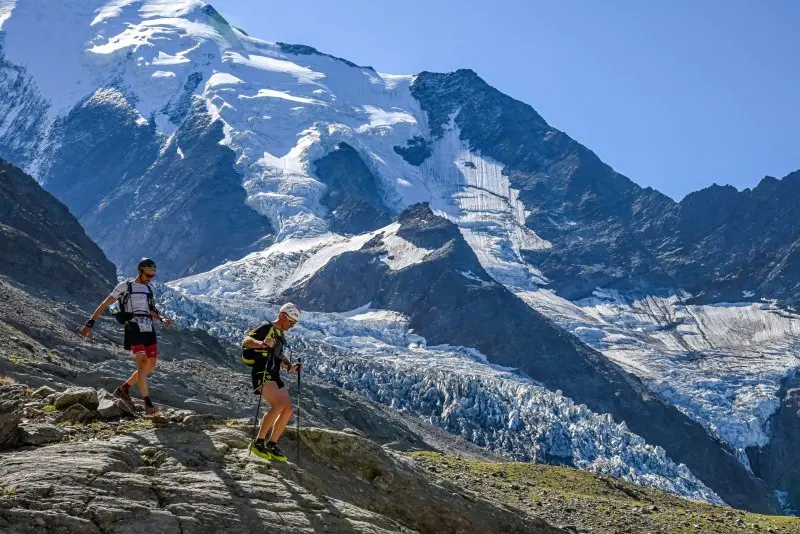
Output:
[109, 282, 155, 331]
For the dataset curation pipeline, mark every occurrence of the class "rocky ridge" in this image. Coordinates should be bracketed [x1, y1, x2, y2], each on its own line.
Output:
[0, 158, 116, 302]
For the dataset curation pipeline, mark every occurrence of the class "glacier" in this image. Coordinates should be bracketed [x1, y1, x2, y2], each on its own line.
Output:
[519, 287, 800, 468]
[170, 212, 800, 470]
[160, 282, 722, 504]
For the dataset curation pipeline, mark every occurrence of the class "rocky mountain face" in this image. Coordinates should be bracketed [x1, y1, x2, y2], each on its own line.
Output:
[0, 273, 796, 533]
[77, 98, 275, 278]
[664, 173, 800, 305]
[282, 203, 775, 513]
[37, 89, 274, 280]
[407, 69, 678, 298]
[409, 69, 800, 306]
[0, 158, 116, 301]
[313, 142, 394, 235]
[747, 373, 800, 513]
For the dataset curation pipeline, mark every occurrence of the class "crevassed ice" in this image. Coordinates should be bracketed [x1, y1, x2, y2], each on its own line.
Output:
[159, 285, 722, 505]
[520, 287, 800, 467]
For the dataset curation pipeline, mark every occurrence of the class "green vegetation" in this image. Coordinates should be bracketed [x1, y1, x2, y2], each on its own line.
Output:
[8, 354, 34, 365]
[68, 418, 155, 441]
[411, 452, 800, 534]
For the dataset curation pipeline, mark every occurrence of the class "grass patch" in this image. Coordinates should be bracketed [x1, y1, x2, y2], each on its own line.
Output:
[0, 376, 16, 386]
[8, 354, 34, 365]
[43, 404, 56, 413]
[411, 452, 800, 534]
[0, 486, 16, 496]
[78, 418, 154, 441]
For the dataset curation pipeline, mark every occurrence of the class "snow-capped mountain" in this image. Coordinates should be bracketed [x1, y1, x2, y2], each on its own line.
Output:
[4, 0, 799, 303]
[2, 0, 799, 513]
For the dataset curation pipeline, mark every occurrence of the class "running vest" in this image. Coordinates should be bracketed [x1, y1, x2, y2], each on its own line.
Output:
[113, 282, 156, 324]
[241, 321, 285, 366]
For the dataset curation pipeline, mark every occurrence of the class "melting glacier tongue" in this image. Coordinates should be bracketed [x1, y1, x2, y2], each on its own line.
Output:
[161, 286, 722, 505]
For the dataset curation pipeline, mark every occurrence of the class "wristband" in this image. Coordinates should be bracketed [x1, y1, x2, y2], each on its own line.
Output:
[85, 319, 96, 328]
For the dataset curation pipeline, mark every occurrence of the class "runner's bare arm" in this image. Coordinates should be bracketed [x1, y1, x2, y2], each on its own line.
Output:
[81, 296, 116, 337]
[243, 336, 273, 349]
[90, 296, 116, 321]
[149, 310, 174, 328]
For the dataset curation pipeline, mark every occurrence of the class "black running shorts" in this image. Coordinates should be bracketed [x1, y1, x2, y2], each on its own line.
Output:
[252, 356, 284, 393]
[123, 321, 158, 351]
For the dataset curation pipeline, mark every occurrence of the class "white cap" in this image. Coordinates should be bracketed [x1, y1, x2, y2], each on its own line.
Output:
[279, 302, 302, 322]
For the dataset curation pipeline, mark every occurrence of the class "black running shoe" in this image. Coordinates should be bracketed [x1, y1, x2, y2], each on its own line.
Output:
[249, 440, 272, 460]
[265, 441, 287, 462]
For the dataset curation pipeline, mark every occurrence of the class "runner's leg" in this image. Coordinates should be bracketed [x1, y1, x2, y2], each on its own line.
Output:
[144, 346, 158, 376]
[257, 381, 287, 440]
[267, 388, 293, 442]
[132, 351, 149, 398]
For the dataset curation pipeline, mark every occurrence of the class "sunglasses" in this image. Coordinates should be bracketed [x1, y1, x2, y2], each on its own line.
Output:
[140, 271, 157, 280]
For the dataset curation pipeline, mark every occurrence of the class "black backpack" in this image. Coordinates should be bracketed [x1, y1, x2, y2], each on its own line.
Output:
[112, 282, 155, 324]
[242, 321, 285, 366]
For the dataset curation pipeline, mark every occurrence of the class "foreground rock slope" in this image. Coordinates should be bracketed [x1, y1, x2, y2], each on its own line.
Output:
[0, 390, 559, 533]
[1, 379, 798, 533]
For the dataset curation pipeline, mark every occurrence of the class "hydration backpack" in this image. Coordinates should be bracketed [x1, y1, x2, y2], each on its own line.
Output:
[112, 282, 155, 324]
[242, 321, 285, 366]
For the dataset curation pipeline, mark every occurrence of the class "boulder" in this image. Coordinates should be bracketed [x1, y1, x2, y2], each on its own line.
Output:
[0, 384, 25, 449]
[182, 413, 222, 426]
[168, 409, 195, 423]
[54, 387, 99, 411]
[55, 403, 96, 424]
[18, 423, 64, 446]
[96, 390, 135, 419]
[32, 385, 57, 398]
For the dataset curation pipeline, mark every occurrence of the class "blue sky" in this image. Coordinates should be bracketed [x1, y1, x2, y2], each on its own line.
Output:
[214, 0, 800, 200]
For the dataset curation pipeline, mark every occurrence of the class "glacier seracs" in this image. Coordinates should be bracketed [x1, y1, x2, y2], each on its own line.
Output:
[160, 283, 722, 505]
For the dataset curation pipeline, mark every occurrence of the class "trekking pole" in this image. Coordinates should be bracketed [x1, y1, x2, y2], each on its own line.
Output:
[249, 371, 265, 456]
[296, 357, 302, 466]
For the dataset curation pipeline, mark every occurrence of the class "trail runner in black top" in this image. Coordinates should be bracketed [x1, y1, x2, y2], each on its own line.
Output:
[244, 302, 303, 461]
